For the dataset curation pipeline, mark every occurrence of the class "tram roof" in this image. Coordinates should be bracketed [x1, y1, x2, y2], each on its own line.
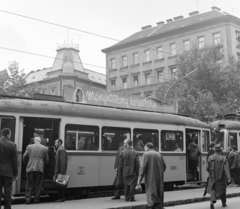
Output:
[0, 99, 209, 128]
[210, 120, 240, 130]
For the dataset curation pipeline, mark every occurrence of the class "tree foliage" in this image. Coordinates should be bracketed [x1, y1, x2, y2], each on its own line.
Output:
[156, 45, 240, 122]
[0, 61, 42, 97]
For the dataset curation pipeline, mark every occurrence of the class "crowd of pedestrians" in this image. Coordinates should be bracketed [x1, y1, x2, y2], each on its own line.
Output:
[1, 126, 240, 209]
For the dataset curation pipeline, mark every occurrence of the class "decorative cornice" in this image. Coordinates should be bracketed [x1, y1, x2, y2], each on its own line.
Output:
[103, 15, 240, 53]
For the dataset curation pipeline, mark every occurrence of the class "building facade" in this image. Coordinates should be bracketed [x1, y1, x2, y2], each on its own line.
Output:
[25, 44, 106, 97]
[102, 7, 240, 97]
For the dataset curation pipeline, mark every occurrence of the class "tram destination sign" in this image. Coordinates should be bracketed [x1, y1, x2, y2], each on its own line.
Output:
[63, 86, 177, 113]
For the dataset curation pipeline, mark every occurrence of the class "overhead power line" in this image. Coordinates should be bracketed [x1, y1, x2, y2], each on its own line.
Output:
[0, 9, 119, 42]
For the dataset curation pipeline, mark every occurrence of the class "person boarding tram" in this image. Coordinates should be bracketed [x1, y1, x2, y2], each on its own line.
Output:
[23, 136, 49, 204]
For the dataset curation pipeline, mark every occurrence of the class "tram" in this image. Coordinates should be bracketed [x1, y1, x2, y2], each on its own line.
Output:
[0, 97, 212, 197]
[210, 114, 240, 151]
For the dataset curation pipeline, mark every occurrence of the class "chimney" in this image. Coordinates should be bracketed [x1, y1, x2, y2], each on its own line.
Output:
[211, 6, 221, 11]
[174, 16, 184, 21]
[189, 11, 199, 17]
[141, 25, 152, 30]
[223, 12, 229, 15]
[166, 19, 173, 23]
[156, 21, 164, 26]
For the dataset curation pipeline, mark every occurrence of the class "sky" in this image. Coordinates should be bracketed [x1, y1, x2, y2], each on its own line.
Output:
[1, 0, 240, 76]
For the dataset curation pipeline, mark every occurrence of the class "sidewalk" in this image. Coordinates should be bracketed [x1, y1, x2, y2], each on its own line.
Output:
[11, 186, 240, 209]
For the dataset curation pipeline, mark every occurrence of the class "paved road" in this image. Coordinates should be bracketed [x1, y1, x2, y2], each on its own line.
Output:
[166, 196, 240, 209]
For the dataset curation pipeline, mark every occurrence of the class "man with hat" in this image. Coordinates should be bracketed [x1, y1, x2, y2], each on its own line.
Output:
[230, 145, 240, 186]
[206, 144, 231, 209]
[30, 130, 47, 146]
[207, 142, 215, 161]
[187, 134, 201, 181]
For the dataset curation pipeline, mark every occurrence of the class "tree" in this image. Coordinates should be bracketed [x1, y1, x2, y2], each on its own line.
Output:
[0, 61, 42, 97]
[156, 44, 240, 122]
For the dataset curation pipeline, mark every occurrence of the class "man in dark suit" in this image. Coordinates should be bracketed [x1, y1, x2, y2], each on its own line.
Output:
[53, 139, 68, 202]
[23, 136, 49, 204]
[0, 128, 18, 209]
[118, 139, 140, 202]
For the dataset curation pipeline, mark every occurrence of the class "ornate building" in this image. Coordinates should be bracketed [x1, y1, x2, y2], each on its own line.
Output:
[102, 7, 240, 97]
[25, 44, 106, 97]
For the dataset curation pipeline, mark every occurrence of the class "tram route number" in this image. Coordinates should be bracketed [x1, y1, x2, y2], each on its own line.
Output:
[170, 166, 177, 170]
[77, 166, 85, 175]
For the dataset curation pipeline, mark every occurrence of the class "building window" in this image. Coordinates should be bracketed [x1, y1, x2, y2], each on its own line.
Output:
[213, 33, 220, 45]
[183, 40, 190, 50]
[133, 75, 138, 87]
[144, 91, 153, 97]
[51, 88, 56, 95]
[111, 79, 116, 91]
[111, 58, 116, 70]
[237, 53, 240, 61]
[133, 53, 139, 64]
[236, 31, 240, 47]
[122, 77, 127, 89]
[122, 56, 127, 67]
[170, 43, 176, 56]
[132, 93, 141, 96]
[171, 68, 178, 79]
[157, 47, 163, 59]
[198, 37, 205, 49]
[157, 70, 164, 83]
[145, 73, 151, 85]
[145, 50, 151, 62]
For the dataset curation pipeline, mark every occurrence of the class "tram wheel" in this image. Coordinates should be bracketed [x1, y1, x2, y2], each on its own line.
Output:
[81, 188, 90, 198]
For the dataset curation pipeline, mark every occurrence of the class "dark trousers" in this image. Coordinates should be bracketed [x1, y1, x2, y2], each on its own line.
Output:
[220, 193, 226, 205]
[0, 176, 13, 209]
[25, 172, 44, 202]
[57, 187, 65, 200]
[231, 168, 240, 185]
[124, 184, 136, 201]
[189, 159, 198, 180]
[114, 185, 122, 197]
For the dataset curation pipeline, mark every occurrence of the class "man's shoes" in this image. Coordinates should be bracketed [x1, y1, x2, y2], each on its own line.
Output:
[222, 204, 227, 207]
[33, 200, 39, 204]
[25, 200, 31, 205]
[55, 199, 65, 202]
[129, 198, 136, 202]
[111, 196, 120, 200]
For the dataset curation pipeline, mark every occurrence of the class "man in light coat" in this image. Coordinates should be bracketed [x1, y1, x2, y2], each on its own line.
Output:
[53, 139, 68, 202]
[23, 136, 49, 204]
[207, 144, 231, 209]
[138, 142, 166, 209]
[0, 128, 18, 209]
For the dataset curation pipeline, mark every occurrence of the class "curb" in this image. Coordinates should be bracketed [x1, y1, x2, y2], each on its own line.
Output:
[107, 192, 240, 209]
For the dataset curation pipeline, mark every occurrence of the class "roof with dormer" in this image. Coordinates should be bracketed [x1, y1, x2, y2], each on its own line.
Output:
[25, 67, 106, 85]
[102, 9, 236, 53]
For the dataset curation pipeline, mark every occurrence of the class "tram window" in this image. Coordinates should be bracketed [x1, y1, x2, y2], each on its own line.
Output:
[133, 129, 159, 151]
[161, 131, 183, 152]
[102, 127, 131, 151]
[228, 133, 237, 148]
[202, 131, 210, 152]
[0, 116, 16, 142]
[65, 124, 99, 151]
[212, 131, 224, 148]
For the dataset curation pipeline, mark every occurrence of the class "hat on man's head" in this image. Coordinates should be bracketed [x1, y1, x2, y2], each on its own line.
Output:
[209, 142, 215, 148]
[34, 130, 41, 135]
[213, 144, 222, 151]
[231, 145, 237, 150]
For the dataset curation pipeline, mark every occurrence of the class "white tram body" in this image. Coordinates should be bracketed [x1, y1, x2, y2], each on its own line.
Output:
[0, 99, 211, 196]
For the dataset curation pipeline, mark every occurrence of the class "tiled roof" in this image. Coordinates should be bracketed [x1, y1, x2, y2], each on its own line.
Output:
[102, 10, 227, 52]
[25, 68, 106, 85]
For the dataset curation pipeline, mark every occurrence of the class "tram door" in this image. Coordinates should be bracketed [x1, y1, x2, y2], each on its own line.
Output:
[20, 117, 60, 191]
[200, 130, 210, 182]
[186, 129, 201, 182]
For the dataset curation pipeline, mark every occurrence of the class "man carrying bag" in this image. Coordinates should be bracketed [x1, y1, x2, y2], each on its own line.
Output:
[53, 139, 68, 202]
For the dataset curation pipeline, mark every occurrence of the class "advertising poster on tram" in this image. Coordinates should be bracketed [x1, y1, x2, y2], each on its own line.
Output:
[63, 86, 177, 113]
